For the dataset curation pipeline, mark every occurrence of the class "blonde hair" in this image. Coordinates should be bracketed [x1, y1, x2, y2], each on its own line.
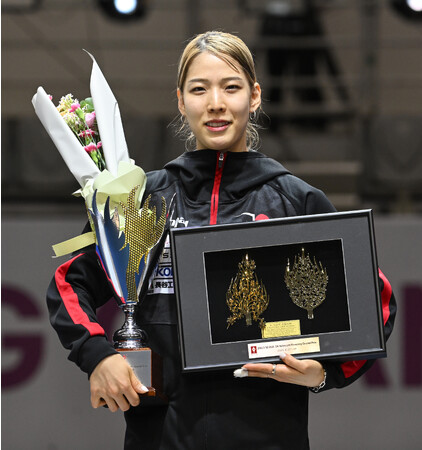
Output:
[176, 31, 261, 151]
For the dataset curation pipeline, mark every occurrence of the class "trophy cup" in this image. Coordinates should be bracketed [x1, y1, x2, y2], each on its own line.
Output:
[89, 186, 169, 403]
[32, 51, 171, 402]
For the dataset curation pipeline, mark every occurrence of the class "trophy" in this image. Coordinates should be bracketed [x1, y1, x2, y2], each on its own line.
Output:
[89, 186, 169, 402]
[285, 247, 329, 319]
[32, 51, 172, 402]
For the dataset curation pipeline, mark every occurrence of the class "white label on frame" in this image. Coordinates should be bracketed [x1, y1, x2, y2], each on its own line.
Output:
[248, 337, 320, 359]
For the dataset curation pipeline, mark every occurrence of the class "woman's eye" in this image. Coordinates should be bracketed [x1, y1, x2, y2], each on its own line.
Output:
[226, 85, 240, 92]
[191, 86, 205, 93]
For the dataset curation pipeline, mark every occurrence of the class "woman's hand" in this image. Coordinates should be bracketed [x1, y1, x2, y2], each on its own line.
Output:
[237, 352, 325, 389]
[89, 354, 149, 412]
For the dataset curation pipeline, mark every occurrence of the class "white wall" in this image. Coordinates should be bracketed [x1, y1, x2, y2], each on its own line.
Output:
[309, 215, 422, 450]
[1, 215, 125, 450]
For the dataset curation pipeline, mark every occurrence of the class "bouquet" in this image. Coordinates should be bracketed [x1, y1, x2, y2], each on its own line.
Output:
[55, 94, 106, 171]
[32, 52, 169, 306]
[32, 51, 146, 238]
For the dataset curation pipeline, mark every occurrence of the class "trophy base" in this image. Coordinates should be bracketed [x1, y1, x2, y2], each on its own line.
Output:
[116, 347, 168, 405]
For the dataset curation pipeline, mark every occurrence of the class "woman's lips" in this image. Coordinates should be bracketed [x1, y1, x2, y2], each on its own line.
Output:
[205, 121, 230, 132]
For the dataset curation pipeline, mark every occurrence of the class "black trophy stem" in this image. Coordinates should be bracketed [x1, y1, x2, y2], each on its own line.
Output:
[113, 303, 148, 350]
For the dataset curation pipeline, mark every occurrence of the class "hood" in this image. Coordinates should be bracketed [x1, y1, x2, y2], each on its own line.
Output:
[163, 149, 290, 203]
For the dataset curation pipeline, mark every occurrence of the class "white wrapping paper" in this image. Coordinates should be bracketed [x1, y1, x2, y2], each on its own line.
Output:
[32, 86, 101, 187]
[32, 51, 132, 187]
[86, 50, 131, 176]
[32, 52, 147, 255]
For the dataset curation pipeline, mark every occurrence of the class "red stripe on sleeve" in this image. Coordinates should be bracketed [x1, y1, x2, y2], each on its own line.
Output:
[378, 268, 392, 326]
[55, 254, 105, 337]
[341, 359, 366, 378]
[341, 269, 393, 378]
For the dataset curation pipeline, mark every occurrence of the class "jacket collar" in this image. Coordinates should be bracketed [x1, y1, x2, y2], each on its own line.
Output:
[164, 149, 290, 203]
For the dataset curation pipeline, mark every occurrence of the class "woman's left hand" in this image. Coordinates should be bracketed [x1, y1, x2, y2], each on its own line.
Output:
[240, 352, 325, 388]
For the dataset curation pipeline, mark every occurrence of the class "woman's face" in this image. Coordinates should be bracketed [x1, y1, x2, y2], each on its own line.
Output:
[177, 52, 261, 153]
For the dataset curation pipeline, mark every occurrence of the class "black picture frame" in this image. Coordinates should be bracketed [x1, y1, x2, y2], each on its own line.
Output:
[170, 210, 386, 372]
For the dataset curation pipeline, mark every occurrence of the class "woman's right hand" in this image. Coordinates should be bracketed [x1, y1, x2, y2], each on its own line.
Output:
[89, 354, 149, 412]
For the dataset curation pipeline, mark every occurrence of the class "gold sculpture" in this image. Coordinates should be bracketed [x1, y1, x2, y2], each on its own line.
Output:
[120, 185, 167, 303]
[226, 254, 269, 330]
[285, 248, 328, 319]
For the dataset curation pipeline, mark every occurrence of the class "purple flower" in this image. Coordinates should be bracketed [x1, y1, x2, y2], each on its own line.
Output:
[85, 112, 96, 128]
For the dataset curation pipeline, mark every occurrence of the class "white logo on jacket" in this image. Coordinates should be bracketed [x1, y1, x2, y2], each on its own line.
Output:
[148, 235, 174, 295]
[171, 217, 189, 228]
[148, 217, 189, 296]
[236, 212, 270, 221]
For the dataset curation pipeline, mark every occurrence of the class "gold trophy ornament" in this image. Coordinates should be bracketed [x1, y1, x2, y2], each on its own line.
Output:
[226, 254, 269, 330]
[89, 185, 169, 403]
[284, 248, 329, 319]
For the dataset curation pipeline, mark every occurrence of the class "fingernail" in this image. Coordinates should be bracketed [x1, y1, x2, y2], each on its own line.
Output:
[141, 385, 149, 393]
[234, 368, 249, 378]
[279, 351, 286, 359]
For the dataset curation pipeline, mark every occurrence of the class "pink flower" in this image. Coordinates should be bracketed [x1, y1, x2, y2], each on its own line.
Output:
[96, 141, 102, 149]
[84, 143, 97, 153]
[78, 129, 96, 138]
[85, 112, 96, 128]
[69, 102, 81, 113]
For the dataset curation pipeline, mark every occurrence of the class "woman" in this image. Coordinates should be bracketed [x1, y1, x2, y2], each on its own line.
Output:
[47, 31, 396, 449]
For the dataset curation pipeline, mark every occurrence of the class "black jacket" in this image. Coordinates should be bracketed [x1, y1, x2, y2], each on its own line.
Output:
[47, 150, 396, 450]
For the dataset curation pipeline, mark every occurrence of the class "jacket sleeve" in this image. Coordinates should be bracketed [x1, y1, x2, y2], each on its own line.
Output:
[315, 269, 397, 392]
[46, 245, 118, 377]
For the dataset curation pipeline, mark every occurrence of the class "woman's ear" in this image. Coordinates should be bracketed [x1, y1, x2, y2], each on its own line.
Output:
[250, 82, 262, 113]
[177, 88, 186, 116]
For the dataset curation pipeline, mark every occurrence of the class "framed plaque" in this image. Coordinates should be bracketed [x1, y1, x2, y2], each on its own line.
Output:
[170, 210, 386, 372]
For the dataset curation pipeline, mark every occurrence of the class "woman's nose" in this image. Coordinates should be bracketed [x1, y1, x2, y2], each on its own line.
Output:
[207, 89, 226, 112]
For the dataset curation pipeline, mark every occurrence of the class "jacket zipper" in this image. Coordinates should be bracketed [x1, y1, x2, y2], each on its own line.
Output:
[210, 151, 227, 225]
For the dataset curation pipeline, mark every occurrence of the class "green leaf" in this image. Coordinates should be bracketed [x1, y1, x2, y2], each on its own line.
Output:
[81, 97, 95, 112]
[75, 108, 85, 120]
